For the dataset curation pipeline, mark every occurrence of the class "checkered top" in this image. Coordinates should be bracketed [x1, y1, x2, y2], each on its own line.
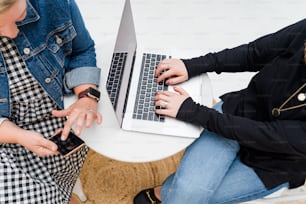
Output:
[0, 37, 88, 204]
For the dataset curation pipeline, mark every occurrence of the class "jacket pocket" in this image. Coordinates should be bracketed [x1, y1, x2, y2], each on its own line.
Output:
[46, 24, 77, 67]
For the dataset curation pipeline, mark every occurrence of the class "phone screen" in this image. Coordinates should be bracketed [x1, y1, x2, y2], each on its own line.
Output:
[49, 131, 85, 157]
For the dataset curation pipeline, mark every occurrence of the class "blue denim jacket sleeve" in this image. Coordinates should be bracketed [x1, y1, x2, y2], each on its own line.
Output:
[65, 66, 101, 90]
[63, 0, 101, 93]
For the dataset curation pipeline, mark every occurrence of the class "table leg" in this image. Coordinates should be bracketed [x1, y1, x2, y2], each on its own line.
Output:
[73, 177, 87, 202]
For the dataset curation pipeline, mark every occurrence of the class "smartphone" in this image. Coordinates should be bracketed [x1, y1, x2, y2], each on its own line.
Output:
[49, 131, 85, 157]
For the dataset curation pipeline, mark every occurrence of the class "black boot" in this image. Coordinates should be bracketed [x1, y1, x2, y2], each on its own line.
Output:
[134, 188, 162, 204]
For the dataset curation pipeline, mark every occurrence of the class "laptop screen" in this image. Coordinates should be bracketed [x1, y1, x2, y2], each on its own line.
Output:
[106, 0, 137, 125]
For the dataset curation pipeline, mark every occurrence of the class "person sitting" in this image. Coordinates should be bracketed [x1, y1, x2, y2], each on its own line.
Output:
[0, 0, 102, 203]
[134, 18, 306, 204]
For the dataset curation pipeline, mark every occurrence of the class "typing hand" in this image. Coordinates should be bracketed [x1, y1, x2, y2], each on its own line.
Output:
[155, 87, 189, 118]
[155, 58, 188, 85]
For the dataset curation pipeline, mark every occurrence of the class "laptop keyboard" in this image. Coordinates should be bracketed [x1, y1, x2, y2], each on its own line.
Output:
[106, 52, 128, 109]
[133, 53, 169, 122]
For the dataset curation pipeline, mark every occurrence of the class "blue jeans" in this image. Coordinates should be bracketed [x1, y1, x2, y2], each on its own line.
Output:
[160, 102, 288, 204]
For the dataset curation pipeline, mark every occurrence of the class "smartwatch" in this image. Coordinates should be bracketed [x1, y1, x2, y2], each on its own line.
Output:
[78, 87, 100, 102]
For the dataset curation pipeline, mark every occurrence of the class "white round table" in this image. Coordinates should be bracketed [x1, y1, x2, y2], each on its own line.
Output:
[65, 72, 213, 163]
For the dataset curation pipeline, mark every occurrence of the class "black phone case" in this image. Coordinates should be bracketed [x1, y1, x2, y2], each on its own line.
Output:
[49, 131, 85, 157]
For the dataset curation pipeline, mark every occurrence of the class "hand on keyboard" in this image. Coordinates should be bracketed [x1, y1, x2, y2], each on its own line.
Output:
[155, 86, 190, 118]
[155, 58, 188, 85]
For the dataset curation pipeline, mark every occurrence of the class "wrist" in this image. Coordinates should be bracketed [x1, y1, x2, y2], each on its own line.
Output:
[176, 97, 195, 120]
[6, 127, 28, 145]
[78, 87, 100, 102]
[14, 128, 31, 145]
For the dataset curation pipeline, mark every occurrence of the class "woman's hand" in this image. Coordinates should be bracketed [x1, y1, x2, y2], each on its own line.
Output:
[18, 130, 58, 157]
[155, 58, 188, 85]
[0, 120, 58, 156]
[155, 87, 190, 118]
[51, 97, 102, 140]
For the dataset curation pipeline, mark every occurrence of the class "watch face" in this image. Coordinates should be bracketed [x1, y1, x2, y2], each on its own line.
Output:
[88, 87, 100, 100]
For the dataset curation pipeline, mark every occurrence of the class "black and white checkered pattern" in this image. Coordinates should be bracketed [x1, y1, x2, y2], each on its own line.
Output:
[0, 37, 88, 204]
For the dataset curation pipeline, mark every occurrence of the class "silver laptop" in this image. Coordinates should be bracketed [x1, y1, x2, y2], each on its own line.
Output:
[106, 0, 205, 138]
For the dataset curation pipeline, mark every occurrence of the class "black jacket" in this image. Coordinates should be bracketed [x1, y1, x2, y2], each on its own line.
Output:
[178, 18, 306, 189]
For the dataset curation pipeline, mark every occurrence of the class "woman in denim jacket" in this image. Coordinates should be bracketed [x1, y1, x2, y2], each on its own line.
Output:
[0, 0, 101, 203]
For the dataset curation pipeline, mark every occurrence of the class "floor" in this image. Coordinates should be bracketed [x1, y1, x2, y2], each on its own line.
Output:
[79, 149, 306, 204]
[75, 0, 306, 203]
[78, 149, 183, 204]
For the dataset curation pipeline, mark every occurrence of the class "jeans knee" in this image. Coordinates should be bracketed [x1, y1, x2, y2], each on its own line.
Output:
[171, 176, 214, 200]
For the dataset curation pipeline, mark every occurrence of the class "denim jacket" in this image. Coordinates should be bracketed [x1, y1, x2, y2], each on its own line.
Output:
[0, 0, 101, 119]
